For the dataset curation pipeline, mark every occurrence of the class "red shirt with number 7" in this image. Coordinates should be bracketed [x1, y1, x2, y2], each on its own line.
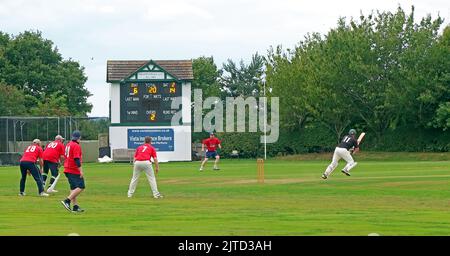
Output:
[134, 143, 157, 161]
[64, 140, 83, 174]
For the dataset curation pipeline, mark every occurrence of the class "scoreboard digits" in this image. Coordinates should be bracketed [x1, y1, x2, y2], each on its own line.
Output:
[120, 82, 181, 124]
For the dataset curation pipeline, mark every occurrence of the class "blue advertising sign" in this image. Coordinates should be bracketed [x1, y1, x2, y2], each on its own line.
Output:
[127, 128, 174, 151]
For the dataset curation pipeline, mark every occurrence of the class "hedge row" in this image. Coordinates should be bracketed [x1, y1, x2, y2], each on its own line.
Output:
[207, 125, 449, 158]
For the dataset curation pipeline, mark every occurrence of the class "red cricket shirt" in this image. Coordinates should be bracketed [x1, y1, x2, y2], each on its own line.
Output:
[134, 143, 157, 161]
[43, 141, 65, 163]
[202, 137, 221, 152]
[63, 140, 83, 174]
[20, 144, 43, 162]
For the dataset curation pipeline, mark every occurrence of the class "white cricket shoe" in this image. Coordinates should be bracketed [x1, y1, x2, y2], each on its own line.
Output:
[19, 192, 26, 196]
[321, 174, 328, 179]
[199, 167, 203, 171]
[39, 192, 50, 197]
[153, 193, 164, 199]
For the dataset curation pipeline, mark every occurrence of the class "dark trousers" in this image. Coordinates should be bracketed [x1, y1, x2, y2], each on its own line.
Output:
[19, 161, 44, 194]
[42, 160, 59, 186]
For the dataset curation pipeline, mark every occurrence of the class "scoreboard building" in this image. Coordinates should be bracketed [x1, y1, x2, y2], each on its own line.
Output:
[106, 60, 193, 161]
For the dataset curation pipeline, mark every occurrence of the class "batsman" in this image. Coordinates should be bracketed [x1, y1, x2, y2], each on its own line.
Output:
[322, 129, 364, 179]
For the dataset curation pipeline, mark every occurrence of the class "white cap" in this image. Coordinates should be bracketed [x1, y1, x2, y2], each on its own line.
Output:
[55, 135, 65, 141]
[32, 139, 41, 144]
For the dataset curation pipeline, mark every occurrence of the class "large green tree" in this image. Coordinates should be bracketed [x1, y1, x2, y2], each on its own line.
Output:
[221, 53, 265, 97]
[0, 83, 27, 116]
[0, 30, 92, 116]
[266, 6, 449, 140]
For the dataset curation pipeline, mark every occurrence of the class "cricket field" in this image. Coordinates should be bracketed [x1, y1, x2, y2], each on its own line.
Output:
[0, 152, 449, 236]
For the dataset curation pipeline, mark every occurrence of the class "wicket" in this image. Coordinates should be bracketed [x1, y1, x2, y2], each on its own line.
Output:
[257, 158, 264, 184]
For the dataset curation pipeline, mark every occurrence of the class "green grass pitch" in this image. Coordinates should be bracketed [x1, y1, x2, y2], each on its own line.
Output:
[0, 155, 449, 236]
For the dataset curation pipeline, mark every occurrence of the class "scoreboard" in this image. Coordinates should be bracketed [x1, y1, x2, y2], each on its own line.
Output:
[120, 82, 181, 124]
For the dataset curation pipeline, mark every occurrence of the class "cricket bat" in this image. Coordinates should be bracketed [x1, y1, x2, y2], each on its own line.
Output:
[357, 132, 366, 145]
[48, 174, 60, 191]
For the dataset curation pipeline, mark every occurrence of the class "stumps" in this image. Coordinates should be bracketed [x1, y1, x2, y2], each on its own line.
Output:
[257, 158, 264, 184]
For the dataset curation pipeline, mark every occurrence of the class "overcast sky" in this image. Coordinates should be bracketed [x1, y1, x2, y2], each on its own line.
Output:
[1, 0, 449, 117]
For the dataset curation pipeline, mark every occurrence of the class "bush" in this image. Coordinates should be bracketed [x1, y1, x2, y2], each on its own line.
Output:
[214, 124, 449, 158]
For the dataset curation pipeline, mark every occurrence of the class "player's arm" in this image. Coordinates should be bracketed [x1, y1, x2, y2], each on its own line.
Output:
[153, 158, 159, 175]
[38, 158, 43, 173]
[38, 149, 43, 172]
[74, 146, 83, 178]
[74, 158, 83, 178]
[152, 150, 159, 174]
[353, 138, 360, 153]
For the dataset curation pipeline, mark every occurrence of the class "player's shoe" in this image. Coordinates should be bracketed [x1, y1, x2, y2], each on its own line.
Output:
[321, 174, 328, 179]
[341, 169, 351, 176]
[47, 188, 58, 193]
[39, 192, 50, 197]
[153, 193, 164, 199]
[61, 199, 71, 211]
[213, 166, 220, 171]
[18, 192, 26, 196]
[72, 205, 85, 213]
[199, 167, 203, 171]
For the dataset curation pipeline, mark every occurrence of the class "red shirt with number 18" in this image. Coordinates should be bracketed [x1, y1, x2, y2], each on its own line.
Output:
[20, 145, 43, 162]
[64, 140, 83, 174]
[134, 143, 157, 161]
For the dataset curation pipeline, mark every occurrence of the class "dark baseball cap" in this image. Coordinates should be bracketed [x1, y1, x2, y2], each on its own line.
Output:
[72, 130, 81, 140]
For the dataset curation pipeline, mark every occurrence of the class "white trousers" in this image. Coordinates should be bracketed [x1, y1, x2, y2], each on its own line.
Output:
[128, 161, 160, 197]
[324, 147, 357, 176]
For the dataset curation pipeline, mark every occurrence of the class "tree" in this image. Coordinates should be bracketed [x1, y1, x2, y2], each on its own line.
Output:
[220, 53, 265, 97]
[191, 56, 221, 98]
[0, 83, 27, 116]
[266, 5, 449, 140]
[0, 30, 92, 116]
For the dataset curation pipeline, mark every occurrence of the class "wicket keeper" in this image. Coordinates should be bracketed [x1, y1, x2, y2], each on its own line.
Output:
[322, 129, 360, 179]
[199, 132, 222, 171]
[61, 131, 85, 212]
[18, 139, 49, 197]
[42, 135, 65, 193]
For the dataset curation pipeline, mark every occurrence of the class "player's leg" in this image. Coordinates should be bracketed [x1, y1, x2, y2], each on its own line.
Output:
[341, 151, 357, 176]
[19, 162, 28, 195]
[213, 153, 220, 170]
[127, 162, 142, 197]
[47, 162, 59, 193]
[67, 181, 85, 212]
[200, 154, 209, 171]
[29, 163, 46, 196]
[143, 162, 162, 198]
[61, 173, 84, 211]
[68, 188, 84, 212]
[323, 148, 341, 178]
[42, 160, 50, 188]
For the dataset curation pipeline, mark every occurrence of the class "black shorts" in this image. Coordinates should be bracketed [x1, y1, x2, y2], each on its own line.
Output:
[65, 173, 85, 190]
[206, 151, 218, 158]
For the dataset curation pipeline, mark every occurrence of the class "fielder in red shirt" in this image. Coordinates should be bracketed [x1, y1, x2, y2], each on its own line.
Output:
[60, 131, 85, 213]
[19, 139, 48, 196]
[127, 136, 162, 199]
[199, 132, 222, 171]
[42, 135, 65, 193]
